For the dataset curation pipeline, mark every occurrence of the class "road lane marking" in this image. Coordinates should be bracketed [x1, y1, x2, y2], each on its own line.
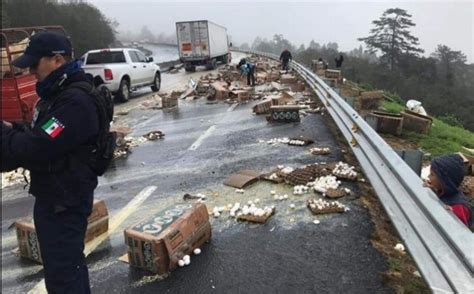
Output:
[227, 103, 238, 112]
[28, 185, 157, 294]
[188, 125, 216, 151]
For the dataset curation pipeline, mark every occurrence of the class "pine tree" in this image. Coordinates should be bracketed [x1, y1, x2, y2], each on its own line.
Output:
[358, 8, 424, 70]
[431, 44, 467, 88]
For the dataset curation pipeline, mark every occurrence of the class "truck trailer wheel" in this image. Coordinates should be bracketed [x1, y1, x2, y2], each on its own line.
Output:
[115, 79, 130, 102]
[206, 59, 217, 70]
[184, 64, 196, 72]
[223, 54, 230, 64]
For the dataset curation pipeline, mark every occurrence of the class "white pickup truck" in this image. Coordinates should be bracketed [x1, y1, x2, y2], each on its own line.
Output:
[82, 48, 161, 102]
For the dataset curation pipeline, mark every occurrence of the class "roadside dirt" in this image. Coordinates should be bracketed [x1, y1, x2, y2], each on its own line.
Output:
[319, 100, 430, 293]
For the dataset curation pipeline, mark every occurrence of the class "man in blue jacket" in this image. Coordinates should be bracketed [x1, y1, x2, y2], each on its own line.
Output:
[1, 32, 99, 293]
[237, 58, 256, 86]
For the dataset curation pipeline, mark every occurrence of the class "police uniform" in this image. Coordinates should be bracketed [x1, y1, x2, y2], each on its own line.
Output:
[1, 32, 98, 293]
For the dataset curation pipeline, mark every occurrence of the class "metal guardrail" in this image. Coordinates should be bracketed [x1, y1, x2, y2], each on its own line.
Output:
[233, 49, 474, 293]
[156, 59, 182, 72]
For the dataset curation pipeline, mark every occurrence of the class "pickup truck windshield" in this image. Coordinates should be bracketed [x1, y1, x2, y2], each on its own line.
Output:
[86, 51, 126, 65]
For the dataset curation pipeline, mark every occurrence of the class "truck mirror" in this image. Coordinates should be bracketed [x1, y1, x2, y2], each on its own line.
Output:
[147, 57, 154, 63]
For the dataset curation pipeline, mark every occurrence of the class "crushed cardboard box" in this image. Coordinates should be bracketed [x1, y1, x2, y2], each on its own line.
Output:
[224, 170, 261, 188]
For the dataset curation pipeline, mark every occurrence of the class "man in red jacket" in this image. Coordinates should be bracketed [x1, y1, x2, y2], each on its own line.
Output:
[424, 154, 472, 227]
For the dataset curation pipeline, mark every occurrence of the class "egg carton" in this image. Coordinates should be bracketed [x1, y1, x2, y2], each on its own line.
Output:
[333, 172, 358, 181]
[332, 162, 359, 181]
[284, 164, 334, 186]
[307, 199, 346, 215]
[143, 131, 165, 141]
[460, 176, 474, 196]
[325, 188, 348, 199]
[237, 207, 276, 224]
[310, 147, 331, 155]
[288, 137, 314, 146]
[285, 170, 317, 186]
[261, 171, 285, 183]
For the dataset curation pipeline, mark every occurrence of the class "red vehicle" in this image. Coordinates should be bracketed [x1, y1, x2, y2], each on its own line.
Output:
[1, 26, 68, 123]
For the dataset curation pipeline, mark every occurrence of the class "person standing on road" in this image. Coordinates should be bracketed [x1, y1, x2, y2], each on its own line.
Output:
[1, 32, 100, 293]
[279, 49, 292, 71]
[335, 54, 344, 69]
[423, 154, 472, 228]
[238, 58, 256, 86]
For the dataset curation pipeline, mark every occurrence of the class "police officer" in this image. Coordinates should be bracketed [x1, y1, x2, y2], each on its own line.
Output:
[1, 32, 99, 293]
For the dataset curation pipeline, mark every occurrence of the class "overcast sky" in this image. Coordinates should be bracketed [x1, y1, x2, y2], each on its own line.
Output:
[88, 0, 473, 62]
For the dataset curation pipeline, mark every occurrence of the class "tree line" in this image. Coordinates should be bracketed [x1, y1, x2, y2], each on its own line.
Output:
[118, 25, 177, 45]
[2, 0, 117, 56]
[243, 8, 473, 132]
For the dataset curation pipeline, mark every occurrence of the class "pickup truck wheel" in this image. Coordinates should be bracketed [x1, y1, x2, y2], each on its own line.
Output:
[116, 79, 130, 102]
[151, 72, 161, 92]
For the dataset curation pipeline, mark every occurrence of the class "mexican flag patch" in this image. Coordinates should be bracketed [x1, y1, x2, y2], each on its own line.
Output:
[41, 117, 65, 139]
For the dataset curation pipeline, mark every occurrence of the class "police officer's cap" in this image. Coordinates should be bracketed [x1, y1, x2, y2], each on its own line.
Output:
[12, 31, 72, 69]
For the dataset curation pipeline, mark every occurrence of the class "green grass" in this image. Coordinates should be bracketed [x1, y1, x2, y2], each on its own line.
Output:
[383, 101, 404, 114]
[387, 257, 402, 272]
[382, 101, 474, 158]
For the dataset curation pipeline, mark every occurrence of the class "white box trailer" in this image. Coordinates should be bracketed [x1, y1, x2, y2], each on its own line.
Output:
[176, 20, 230, 72]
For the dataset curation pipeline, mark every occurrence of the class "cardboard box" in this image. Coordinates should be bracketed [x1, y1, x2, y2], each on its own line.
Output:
[400, 110, 432, 134]
[460, 176, 474, 196]
[15, 199, 109, 263]
[290, 81, 305, 92]
[311, 60, 326, 72]
[367, 111, 403, 136]
[316, 69, 326, 76]
[256, 72, 267, 82]
[162, 96, 178, 108]
[224, 170, 261, 188]
[340, 86, 360, 98]
[322, 78, 339, 88]
[1, 38, 29, 77]
[231, 90, 250, 102]
[256, 62, 270, 72]
[357, 92, 384, 111]
[360, 91, 384, 99]
[211, 81, 230, 100]
[458, 152, 474, 176]
[253, 99, 273, 114]
[325, 69, 342, 81]
[280, 91, 295, 104]
[124, 203, 211, 274]
[280, 74, 297, 84]
[267, 71, 280, 82]
[84, 200, 109, 243]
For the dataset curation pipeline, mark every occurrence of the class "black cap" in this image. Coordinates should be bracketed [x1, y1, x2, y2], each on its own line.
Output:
[12, 31, 72, 68]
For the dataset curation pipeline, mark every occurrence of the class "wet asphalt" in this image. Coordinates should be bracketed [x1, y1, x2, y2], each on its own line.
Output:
[1, 54, 393, 293]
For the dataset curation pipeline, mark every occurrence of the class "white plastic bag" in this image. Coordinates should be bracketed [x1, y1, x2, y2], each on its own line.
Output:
[406, 100, 428, 116]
